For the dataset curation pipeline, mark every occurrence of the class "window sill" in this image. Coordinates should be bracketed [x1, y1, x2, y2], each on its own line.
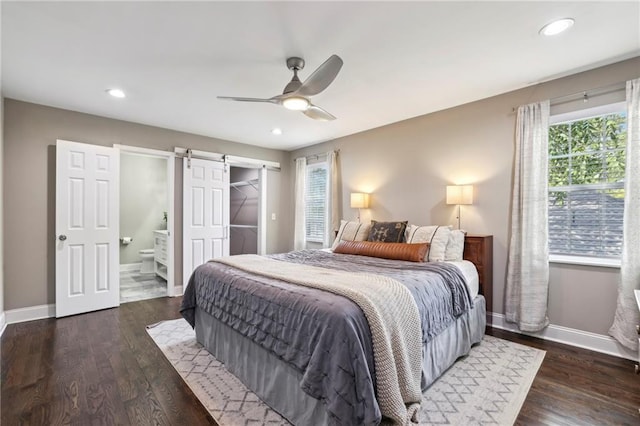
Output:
[549, 254, 621, 268]
[306, 238, 325, 244]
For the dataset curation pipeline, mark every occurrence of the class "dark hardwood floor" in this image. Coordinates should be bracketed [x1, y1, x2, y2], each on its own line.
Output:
[2, 297, 639, 425]
[487, 328, 640, 426]
[1, 297, 214, 425]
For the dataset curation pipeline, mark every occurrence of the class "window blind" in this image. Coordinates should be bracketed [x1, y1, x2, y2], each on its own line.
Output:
[548, 110, 627, 258]
[305, 164, 328, 242]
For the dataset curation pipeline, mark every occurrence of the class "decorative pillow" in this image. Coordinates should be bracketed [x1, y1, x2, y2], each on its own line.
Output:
[367, 220, 408, 243]
[334, 240, 428, 263]
[444, 229, 466, 261]
[331, 220, 372, 251]
[405, 224, 452, 262]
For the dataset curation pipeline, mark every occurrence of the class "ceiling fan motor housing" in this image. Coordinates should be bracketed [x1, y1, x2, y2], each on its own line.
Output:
[283, 57, 305, 94]
[286, 57, 305, 71]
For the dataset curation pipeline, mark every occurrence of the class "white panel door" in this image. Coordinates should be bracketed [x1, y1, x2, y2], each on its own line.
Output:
[183, 158, 229, 285]
[55, 140, 119, 317]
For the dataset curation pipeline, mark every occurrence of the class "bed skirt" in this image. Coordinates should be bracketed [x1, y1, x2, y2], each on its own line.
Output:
[194, 295, 487, 425]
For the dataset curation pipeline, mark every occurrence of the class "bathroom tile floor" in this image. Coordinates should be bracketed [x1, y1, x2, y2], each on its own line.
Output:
[120, 270, 167, 303]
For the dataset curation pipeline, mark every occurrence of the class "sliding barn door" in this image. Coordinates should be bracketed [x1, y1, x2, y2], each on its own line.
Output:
[55, 140, 120, 317]
[183, 158, 229, 286]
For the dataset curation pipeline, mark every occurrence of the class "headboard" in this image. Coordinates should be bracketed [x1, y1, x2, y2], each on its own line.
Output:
[463, 235, 493, 317]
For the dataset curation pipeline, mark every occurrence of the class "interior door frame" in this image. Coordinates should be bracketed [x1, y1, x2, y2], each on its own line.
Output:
[174, 147, 280, 258]
[115, 144, 176, 297]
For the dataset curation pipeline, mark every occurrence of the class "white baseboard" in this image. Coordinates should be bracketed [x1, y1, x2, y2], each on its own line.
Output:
[490, 312, 636, 361]
[5, 304, 56, 324]
[120, 262, 142, 272]
[173, 285, 183, 296]
[0, 311, 6, 337]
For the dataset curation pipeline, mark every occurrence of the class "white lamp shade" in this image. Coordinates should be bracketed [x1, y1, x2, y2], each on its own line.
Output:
[350, 192, 370, 209]
[446, 185, 473, 205]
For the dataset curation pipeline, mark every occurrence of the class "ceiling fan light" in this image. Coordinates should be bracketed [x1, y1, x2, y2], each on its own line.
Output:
[282, 96, 309, 111]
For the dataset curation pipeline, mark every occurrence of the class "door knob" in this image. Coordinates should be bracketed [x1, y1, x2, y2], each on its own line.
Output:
[58, 235, 67, 241]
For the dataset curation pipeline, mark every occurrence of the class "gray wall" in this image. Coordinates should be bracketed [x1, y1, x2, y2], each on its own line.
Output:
[119, 153, 168, 264]
[2, 99, 292, 310]
[290, 57, 640, 336]
[0, 96, 4, 319]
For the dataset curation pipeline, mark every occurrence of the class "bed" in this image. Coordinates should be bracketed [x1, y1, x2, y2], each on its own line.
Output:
[180, 235, 491, 425]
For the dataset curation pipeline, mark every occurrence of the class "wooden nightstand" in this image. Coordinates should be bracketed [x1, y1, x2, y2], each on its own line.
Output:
[463, 235, 493, 326]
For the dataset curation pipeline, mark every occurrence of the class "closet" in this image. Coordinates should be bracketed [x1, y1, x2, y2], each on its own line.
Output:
[229, 167, 259, 255]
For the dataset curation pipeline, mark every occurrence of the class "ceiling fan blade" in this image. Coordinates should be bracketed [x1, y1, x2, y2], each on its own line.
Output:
[303, 105, 336, 121]
[296, 55, 343, 97]
[217, 96, 278, 104]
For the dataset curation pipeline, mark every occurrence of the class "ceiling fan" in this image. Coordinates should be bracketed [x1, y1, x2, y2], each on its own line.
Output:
[217, 54, 343, 121]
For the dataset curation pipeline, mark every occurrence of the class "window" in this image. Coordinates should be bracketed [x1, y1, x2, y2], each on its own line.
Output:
[548, 103, 627, 259]
[305, 163, 328, 243]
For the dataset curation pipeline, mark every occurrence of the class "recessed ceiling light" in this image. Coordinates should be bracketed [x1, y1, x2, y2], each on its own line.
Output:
[539, 18, 574, 36]
[271, 128, 283, 135]
[106, 88, 126, 98]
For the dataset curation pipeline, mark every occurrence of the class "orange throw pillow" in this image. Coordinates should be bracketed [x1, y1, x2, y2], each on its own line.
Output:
[334, 240, 429, 262]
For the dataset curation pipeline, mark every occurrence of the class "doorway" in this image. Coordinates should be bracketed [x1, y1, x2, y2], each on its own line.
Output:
[117, 145, 175, 303]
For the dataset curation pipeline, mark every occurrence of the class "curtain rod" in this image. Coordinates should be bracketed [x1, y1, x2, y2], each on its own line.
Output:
[295, 149, 340, 162]
[550, 82, 625, 107]
[512, 81, 626, 112]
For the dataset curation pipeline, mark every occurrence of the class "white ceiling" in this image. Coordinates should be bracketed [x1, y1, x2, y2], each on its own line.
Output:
[2, 2, 639, 151]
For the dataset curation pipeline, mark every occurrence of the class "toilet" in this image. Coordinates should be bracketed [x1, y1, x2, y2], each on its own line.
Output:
[139, 249, 155, 274]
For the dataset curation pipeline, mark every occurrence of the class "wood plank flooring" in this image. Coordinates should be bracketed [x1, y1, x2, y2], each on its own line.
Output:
[2, 297, 639, 425]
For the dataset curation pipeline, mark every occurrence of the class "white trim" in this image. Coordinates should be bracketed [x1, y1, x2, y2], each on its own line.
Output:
[0, 312, 6, 337]
[5, 304, 56, 324]
[225, 154, 280, 170]
[173, 285, 183, 296]
[550, 101, 626, 124]
[549, 254, 621, 268]
[174, 148, 280, 170]
[114, 144, 176, 159]
[490, 312, 636, 361]
[120, 262, 142, 272]
[174, 147, 225, 162]
[166, 149, 176, 297]
[257, 167, 267, 255]
[118, 144, 177, 297]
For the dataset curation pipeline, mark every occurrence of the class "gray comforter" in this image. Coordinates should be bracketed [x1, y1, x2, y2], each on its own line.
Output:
[180, 250, 473, 425]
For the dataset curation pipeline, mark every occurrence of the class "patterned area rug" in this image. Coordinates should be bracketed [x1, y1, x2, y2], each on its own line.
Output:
[147, 319, 545, 425]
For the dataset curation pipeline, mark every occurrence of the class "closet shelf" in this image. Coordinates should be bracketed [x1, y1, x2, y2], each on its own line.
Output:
[230, 179, 259, 189]
[230, 224, 258, 229]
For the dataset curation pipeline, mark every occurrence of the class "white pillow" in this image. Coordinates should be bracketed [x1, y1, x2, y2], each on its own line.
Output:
[331, 220, 372, 251]
[405, 224, 452, 262]
[445, 229, 466, 261]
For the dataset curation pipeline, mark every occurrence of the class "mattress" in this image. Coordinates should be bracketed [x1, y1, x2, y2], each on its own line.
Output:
[446, 260, 479, 298]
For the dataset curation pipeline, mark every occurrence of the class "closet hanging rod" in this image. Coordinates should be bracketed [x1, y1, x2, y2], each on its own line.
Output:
[230, 179, 259, 188]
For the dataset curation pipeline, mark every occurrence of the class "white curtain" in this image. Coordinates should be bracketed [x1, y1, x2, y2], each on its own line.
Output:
[325, 150, 340, 247]
[609, 78, 640, 351]
[506, 100, 550, 332]
[294, 157, 307, 250]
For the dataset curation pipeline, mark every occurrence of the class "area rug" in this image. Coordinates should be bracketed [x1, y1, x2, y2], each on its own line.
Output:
[147, 319, 545, 425]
